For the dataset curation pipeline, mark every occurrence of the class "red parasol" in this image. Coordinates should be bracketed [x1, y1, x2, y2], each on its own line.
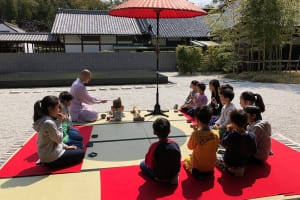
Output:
[110, 0, 207, 117]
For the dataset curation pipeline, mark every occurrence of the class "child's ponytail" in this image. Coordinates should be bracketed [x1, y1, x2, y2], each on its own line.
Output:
[33, 96, 59, 122]
[34, 100, 43, 122]
[254, 93, 265, 113]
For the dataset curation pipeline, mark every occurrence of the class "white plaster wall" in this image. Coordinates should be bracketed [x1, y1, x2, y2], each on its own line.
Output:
[101, 45, 113, 51]
[64, 35, 81, 43]
[117, 41, 133, 44]
[83, 45, 99, 53]
[101, 35, 116, 44]
[65, 45, 82, 53]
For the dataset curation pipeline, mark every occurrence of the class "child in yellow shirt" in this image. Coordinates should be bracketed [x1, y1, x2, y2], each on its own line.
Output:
[184, 105, 219, 180]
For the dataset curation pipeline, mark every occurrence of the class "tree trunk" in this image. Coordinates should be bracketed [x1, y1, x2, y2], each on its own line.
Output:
[263, 39, 266, 71]
[250, 34, 254, 71]
[279, 47, 282, 71]
[258, 50, 261, 71]
[287, 32, 293, 72]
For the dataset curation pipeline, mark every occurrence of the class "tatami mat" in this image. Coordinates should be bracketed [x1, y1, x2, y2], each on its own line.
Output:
[73, 110, 186, 126]
[250, 195, 300, 200]
[2, 118, 300, 200]
[89, 122, 149, 141]
[149, 136, 191, 161]
[144, 120, 192, 138]
[81, 120, 192, 170]
[82, 140, 149, 170]
[0, 171, 100, 200]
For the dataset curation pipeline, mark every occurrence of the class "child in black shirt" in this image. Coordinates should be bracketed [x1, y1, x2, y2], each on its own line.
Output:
[140, 118, 181, 184]
[217, 109, 257, 176]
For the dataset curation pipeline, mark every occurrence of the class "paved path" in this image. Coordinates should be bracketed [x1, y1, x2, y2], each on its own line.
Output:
[1, 73, 300, 164]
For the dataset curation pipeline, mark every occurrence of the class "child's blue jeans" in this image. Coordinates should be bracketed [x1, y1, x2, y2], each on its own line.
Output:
[66, 128, 83, 148]
[140, 161, 155, 179]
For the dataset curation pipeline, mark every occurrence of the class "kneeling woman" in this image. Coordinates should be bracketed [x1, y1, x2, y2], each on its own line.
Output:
[33, 96, 85, 169]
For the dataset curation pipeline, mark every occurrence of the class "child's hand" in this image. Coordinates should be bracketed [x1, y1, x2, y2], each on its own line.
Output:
[66, 145, 77, 150]
[211, 97, 217, 105]
[57, 113, 65, 122]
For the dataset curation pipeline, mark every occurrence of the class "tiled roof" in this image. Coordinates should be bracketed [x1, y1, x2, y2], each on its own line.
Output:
[0, 33, 59, 42]
[138, 16, 210, 38]
[51, 9, 142, 35]
[0, 20, 26, 33]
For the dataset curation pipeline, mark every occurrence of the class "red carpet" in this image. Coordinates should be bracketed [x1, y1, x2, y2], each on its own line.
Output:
[100, 139, 300, 200]
[0, 126, 93, 178]
[179, 110, 196, 124]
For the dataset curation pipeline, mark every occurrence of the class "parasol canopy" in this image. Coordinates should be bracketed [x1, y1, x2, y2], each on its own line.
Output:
[109, 0, 207, 18]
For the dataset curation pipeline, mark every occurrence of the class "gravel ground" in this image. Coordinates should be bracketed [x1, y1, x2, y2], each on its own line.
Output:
[1, 72, 300, 163]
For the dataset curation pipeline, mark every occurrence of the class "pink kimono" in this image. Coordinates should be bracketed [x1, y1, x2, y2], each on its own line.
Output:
[70, 78, 101, 122]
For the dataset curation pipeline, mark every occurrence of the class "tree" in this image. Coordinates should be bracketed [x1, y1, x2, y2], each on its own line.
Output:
[18, 0, 32, 20]
[0, 0, 6, 19]
[205, 0, 241, 72]
[5, 0, 18, 22]
[71, 0, 107, 10]
[281, 0, 298, 71]
[176, 46, 203, 74]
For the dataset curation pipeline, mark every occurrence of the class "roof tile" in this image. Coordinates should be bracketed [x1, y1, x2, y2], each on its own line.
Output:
[51, 9, 142, 35]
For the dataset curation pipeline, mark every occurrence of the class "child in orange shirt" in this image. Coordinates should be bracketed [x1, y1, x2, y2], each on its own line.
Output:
[184, 105, 219, 180]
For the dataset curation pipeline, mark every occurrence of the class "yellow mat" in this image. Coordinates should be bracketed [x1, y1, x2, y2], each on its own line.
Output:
[0, 171, 100, 200]
[81, 121, 192, 170]
[73, 110, 186, 126]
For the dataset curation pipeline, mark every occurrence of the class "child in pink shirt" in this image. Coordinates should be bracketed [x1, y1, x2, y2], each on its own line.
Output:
[187, 82, 208, 117]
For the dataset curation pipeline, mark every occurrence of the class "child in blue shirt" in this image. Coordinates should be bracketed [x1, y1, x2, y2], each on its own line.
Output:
[217, 109, 257, 176]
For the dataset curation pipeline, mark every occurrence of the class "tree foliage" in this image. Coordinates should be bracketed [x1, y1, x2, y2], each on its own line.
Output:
[176, 46, 204, 74]
[0, 0, 123, 31]
[206, 0, 298, 73]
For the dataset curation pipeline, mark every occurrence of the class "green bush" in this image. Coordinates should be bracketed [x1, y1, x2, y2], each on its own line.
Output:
[176, 45, 203, 74]
[202, 42, 237, 73]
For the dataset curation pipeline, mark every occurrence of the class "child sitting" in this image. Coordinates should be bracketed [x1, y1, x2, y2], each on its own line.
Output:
[111, 97, 124, 121]
[33, 96, 85, 169]
[208, 79, 222, 126]
[186, 82, 208, 117]
[217, 110, 257, 176]
[59, 91, 83, 148]
[213, 85, 236, 138]
[245, 105, 272, 163]
[180, 80, 199, 112]
[184, 106, 219, 180]
[140, 118, 181, 184]
[240, 91, 265, 113]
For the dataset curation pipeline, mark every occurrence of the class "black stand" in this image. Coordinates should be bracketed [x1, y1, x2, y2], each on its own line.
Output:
[144, 11, 168, 117]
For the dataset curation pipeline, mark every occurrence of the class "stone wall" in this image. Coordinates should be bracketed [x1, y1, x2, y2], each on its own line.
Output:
[0, 52, 177, 74]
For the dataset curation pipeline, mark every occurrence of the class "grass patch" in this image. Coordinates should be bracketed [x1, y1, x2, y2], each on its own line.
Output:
[224, 71, 300, 84]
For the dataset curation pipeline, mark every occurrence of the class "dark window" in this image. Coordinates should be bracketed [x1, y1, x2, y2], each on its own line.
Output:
[81, 36, 100, 41]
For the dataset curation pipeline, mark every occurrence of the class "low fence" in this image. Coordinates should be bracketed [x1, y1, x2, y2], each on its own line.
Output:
[0, 52, 177, 74]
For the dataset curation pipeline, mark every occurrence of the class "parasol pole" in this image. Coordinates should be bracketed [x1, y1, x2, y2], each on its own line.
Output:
[145, 10, 168, 117]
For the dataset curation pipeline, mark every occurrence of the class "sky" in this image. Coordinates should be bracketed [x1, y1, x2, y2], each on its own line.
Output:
[189, 0, 213, 7]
